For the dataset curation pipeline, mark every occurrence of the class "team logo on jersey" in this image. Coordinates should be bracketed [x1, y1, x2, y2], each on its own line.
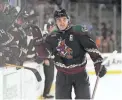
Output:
[69, 34, 73, 41]
[56, 39, 73, 59]
[81, 25, 88, 32]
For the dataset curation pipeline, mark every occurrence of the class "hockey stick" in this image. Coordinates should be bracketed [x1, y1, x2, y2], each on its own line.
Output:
[5, 63, 42, 82]
[92, 50, 118, 99]
[5, 63, 24, 68]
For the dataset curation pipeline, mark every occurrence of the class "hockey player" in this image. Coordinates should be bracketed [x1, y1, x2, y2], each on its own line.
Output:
[0, 29, 13, 66]
[35, 9, 107, 99]
[0, 2, 23, 66]
[42, 19, 55, 98]
[0, 28, 21, 66]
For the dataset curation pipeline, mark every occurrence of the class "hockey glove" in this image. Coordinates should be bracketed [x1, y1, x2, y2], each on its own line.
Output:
[95, 65, 107, 78]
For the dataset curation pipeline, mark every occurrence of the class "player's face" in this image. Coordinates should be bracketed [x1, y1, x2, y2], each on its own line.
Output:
[48, 25, 55, 33]
[56, 16, 68, 30]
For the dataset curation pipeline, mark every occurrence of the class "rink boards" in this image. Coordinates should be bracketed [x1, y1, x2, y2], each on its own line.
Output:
[0, 53, 122, 100]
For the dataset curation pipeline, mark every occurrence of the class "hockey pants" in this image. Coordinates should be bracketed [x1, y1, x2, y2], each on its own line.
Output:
[56, 70, 91, 99]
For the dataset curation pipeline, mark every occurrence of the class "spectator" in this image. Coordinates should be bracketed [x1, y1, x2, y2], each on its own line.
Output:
[101, 22, 108, 39]
[108, 32, 116, 52]
[101, 37, 109, 53]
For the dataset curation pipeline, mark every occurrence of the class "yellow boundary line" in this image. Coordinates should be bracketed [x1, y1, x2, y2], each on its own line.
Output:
[38, 70, 122, 100]
[88, 70, 122, 75]
[5, 64, 122, 74]
[5, 64, 122, 100]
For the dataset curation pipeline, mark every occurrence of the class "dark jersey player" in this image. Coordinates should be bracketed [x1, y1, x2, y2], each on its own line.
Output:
[35, 9, 107, 99]
[42, 18, 55, 99]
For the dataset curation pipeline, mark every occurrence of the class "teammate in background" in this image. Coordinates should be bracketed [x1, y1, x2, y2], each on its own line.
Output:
[35, 9, 107, 99]
[0, 2, 21, 66]
[42, 18, 55, 98]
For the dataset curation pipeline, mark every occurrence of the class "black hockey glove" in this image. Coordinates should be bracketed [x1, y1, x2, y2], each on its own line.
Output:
[95, 65, 107, 78]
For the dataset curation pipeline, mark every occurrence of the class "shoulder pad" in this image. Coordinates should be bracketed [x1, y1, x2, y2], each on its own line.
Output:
[72, 25, 82, 32]
[72, 25, 88, 33]
[80, 25, 89, 32]
[72, 25, 89, 35]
